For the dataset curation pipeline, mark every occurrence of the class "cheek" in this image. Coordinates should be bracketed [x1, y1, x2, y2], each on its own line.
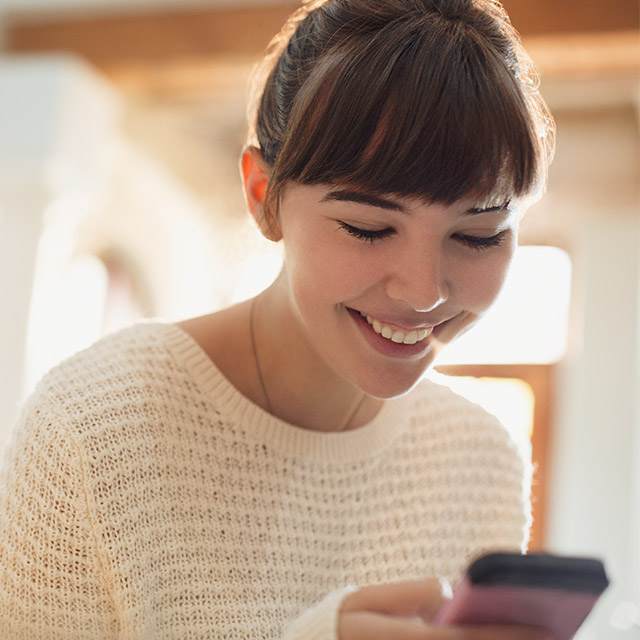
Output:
[284, 226, 375, 302]
[455, 248, 514, 312]
[283, 228, 351, 317]
[286, 233, 338, 286]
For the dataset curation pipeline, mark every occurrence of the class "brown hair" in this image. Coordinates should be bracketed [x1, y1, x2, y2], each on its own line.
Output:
[248, 0, 554, 217]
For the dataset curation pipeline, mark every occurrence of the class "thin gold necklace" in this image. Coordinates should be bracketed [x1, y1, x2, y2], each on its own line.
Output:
[249, 297, 367, 430]
[250, 296, 273, 414]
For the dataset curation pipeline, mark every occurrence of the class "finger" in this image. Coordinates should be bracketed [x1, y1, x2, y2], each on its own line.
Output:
[339, 611, 439, 640]
[341, 578, 451, 620]
[340, 612, 552, 640]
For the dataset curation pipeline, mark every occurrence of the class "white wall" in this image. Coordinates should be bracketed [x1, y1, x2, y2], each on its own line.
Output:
[0, 55, 217, 451]
[541, 77, 640, 638]
[0, 53, 120, 445]
[550, 219, 640, 638]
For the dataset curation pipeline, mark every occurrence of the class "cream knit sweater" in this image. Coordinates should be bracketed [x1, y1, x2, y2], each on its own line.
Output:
[0, 322, 532, 639]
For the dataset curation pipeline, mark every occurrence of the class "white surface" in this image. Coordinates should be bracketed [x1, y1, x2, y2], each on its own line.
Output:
[0, 55, 215, 453]
[549, 217, 640, 639]
[0, 54, 121, 450]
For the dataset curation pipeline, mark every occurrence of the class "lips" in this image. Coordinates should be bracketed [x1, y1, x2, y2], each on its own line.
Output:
[346, 307, 445, 360]
[358, 312, 433, 345]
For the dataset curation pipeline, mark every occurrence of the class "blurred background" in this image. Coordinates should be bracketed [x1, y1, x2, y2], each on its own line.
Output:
[0, 0, 638, 637]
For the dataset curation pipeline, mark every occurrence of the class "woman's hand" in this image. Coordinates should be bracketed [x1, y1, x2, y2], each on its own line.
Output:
[338, 579, 552, 640]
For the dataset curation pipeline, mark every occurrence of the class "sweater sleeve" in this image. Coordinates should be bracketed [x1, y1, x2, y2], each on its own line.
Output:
[282, 586, 358, 640]
[0, 392, 118, 639]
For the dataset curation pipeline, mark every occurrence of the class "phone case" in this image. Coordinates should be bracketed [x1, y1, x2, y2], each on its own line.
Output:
[433, 553, 609, 640]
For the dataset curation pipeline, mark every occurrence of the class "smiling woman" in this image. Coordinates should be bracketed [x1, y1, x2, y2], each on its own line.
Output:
[248, 180, 520, 406]
[0, 1, 556, 639]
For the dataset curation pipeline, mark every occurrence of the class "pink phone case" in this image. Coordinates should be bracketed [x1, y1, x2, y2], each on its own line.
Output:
[433, 576, 603, 640]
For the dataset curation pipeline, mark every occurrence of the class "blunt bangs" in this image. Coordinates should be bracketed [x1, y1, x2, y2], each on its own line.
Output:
[267, 13, 547, 208]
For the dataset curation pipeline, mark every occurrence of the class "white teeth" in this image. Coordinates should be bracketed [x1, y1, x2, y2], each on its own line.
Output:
[359, 312, 433, 345]
[403, 331, 418, 345]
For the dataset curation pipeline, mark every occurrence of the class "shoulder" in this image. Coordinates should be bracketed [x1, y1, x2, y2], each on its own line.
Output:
[2, 323, 173, 496]
[35, 321, 180, 399]
[405, 373, 531, 472]
[405, 375, 533, 551]
[408, 373, 503, 429]
[18, 322, 200, 445]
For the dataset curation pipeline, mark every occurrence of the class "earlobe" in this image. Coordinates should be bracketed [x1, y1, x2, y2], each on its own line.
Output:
[240, 146, 282, 242]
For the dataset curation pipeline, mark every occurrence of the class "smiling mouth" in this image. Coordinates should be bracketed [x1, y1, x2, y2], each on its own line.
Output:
[358, 312, 434, 345]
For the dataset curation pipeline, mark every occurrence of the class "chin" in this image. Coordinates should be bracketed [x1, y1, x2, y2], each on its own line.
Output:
[357, 364, 433, 400]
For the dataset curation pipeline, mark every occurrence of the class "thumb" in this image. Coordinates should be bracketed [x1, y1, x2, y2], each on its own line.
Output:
[341, 577, 452, 621]
[417, 577, 453, 621]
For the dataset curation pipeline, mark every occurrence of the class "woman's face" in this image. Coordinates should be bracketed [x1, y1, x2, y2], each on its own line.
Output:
[274, 182, 521, 399]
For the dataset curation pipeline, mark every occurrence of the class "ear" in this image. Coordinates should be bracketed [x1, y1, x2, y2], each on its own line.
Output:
[240, 146, 282, 242]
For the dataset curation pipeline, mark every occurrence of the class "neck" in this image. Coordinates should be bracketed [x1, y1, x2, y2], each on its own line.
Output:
[250, 282, 382, 432]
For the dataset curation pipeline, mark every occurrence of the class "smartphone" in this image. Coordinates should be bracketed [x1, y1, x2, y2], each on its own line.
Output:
[433, 552, 609, 639]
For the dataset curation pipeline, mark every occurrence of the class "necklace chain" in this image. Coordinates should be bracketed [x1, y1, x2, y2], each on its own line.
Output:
[250, 296, 273, 415]
[249, 297, 367, 430]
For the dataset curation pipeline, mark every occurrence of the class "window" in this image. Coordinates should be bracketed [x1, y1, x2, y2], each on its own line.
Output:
[435, 246, 572, 548]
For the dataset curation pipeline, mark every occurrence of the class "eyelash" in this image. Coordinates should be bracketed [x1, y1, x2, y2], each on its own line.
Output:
[338, 221, 395, 243]
[337, 221, 508, 250]
[453, 231, 508, 250]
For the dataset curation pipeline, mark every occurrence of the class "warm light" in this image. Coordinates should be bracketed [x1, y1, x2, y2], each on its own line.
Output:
[439, 246, 572, 365]
[25, 253, 109, 394]
[229, 231, 283, 304]
[430, 373, 535, 444]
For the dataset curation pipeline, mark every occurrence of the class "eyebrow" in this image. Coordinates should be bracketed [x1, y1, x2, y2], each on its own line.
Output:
[321, 190, 409, 213]
[321, 189, 510, 216]
[467, 201, 511, 215]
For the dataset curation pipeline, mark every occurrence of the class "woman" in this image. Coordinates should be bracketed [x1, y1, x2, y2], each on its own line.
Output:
[0, 0, 554, 638]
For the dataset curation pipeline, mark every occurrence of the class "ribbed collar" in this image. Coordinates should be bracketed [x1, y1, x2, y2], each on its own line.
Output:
[150, 322, 415, 464]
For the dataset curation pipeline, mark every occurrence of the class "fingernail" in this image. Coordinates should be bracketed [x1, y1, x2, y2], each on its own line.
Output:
[438, 577, 453, 600]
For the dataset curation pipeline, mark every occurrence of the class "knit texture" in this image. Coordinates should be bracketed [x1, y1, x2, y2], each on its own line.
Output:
[0, 322, 532, 639]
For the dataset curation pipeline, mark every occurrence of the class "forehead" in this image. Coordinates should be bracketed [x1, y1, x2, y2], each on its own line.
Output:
[282, 181, 525, 216]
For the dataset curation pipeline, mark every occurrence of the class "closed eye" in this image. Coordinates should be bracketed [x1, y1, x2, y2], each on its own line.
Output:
[337, 221, 395, 243]
[453, 230, 508, 250]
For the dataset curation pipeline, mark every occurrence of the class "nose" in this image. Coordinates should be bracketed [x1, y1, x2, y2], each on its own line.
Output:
[384, 242, 450, 312]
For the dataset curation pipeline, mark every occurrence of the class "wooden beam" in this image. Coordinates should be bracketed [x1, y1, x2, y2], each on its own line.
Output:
[4, 3, 638, 97]
[526, 30, 640, 78]
[500, 0, 639, 36]
[5, 0, 637, 64]
[101, 30, 640, 97]
[5, 4, 299, 65]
